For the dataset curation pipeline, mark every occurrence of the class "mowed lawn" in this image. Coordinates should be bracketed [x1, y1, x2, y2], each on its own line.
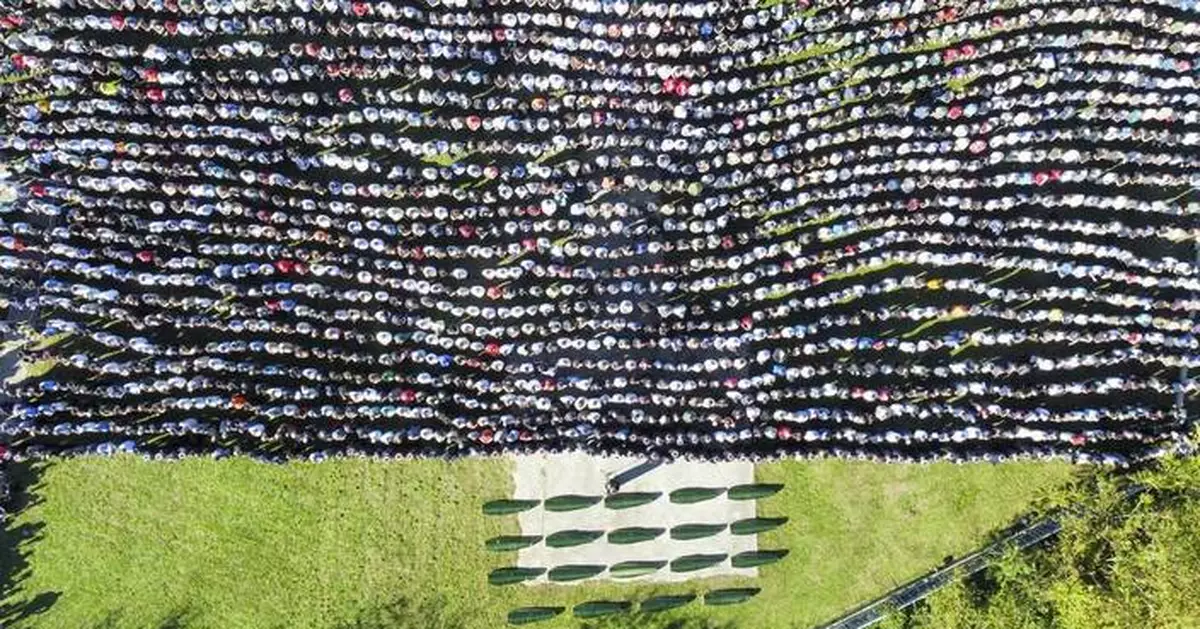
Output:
[0, 457, 1074, 629]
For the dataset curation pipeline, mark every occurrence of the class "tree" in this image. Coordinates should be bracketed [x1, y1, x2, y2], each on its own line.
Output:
[892, 455, 1200, 629]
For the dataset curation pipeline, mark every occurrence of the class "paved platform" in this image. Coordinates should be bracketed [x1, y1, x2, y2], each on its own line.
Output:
[512, 452, 758, 583]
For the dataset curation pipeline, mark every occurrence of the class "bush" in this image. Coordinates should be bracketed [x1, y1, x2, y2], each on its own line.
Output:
[894, 455, 1200, 629]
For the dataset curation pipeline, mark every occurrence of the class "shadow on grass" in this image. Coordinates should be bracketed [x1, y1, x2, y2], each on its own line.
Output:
[0, 461, 60, 627]
[331, 596, 742, 629]
[577, 612, 740, 629]
[331, 595, 475, 629]
[87, 607, 197, 629]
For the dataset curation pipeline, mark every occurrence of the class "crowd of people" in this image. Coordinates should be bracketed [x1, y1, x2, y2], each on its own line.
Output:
[0, 0, 1198, 464]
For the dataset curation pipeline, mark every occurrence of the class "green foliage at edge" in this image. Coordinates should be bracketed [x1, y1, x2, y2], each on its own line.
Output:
[887, 454, 1200, 629]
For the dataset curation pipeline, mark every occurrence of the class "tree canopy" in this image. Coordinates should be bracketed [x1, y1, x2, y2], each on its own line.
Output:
[882, 455, 1200, 629]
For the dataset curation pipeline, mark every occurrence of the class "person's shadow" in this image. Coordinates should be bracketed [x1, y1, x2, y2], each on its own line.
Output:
[0, 462, 61, 627]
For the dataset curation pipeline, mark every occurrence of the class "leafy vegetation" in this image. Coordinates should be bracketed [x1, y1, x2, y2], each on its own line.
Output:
[879, 456, 1200, 629]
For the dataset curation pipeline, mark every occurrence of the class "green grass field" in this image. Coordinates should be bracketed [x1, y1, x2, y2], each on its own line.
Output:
[0, 457, 1075, 629]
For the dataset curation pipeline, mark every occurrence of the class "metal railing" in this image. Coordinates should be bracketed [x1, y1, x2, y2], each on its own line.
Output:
[819, 516, 1062, 629]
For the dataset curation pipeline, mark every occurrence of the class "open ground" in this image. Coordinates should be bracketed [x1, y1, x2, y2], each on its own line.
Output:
[0, 456, 1074, 629]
